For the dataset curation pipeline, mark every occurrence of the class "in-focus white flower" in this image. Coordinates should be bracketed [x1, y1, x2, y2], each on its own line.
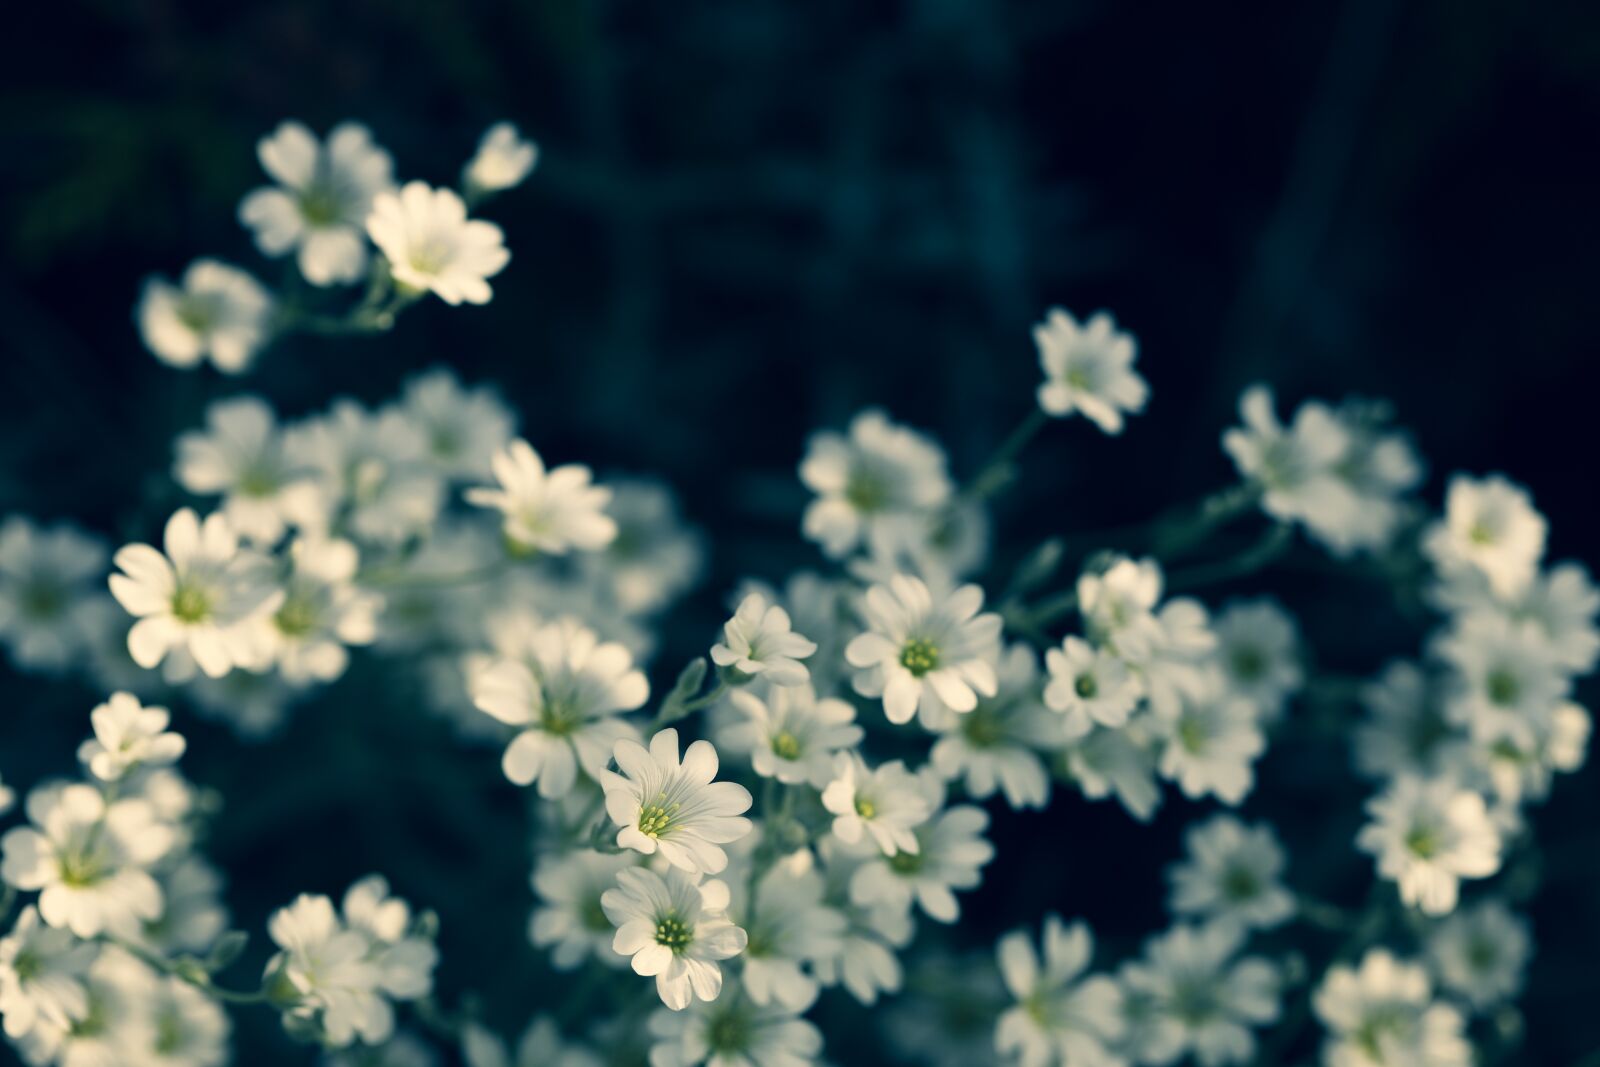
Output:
[601, 866, 747, 1011]
[109, 508, 281, 680]
[138, 259, 274, 374]
[711, 593, 817, 687]
[239, 120, 395, 286]
[1313, 949, 1471, 1067]
[728, 859, 846, 1011]
[367, 181, 510, 305]
[1, 783, 175, 938]
[174, 395, 310, 546]
[401, 367, 516, 481]
[1167, 816, 1293, 934]
[1212, 599, 1302, 720]
[722, 683, 862, 787]
[601, 729, 753, 875]
[77, 691, 186, 782]
[647, 984, 823, 1067]
[0, 905, 97, 1041]
[1043, 635, 1142, 738]
[0, 517, 107, 673]
[1222, 385, 1364, 552]
[995, 914, 1124, 1067]
[1423, 475, 1546, 599]
[799, 409, 952, 559]
[930, 644, 1063, 810]
[1356, 776, 1501, 915]
[247, 536, 382, 684]
[848, 775, 993, 924]
[1424, 900, 1530, 1013]
[846, 574, 1002, 728]
[529, 849, 639, 971]
[821, 753, 931, 857]
[465, 122, 539, 194]
[1118, 923, 1279, 1067]
[466, 439, 616, 554]
[472, 618, 648, 796]
[1033, 308, 1149, 434]
[1153, 675, 1265, 805]
[1076, 557, 1165, 662]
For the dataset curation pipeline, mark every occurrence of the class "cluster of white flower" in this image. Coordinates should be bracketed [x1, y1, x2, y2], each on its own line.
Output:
[138, 119, 537, 375]
[0, 696, 439, 1062]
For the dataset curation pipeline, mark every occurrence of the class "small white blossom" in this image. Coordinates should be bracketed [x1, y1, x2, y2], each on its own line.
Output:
[1167, 816, 1293, 933]
[995, 914, 1124, 1067]
[472, 618, 648, 796]
[1424, 900, 1530, 1012]
[1356, 776, 1501, 915]
[601, 866, 747, 1011]
[722, 684, 862, 788]
[367, 181, 510, 305]
[255, 537, 383, 683]
[1423, 475, 1547, 599]
[728, 859, 846, 1011]
[1355, 662, 1459, 781]
[1212, 599, 1302, 720]
[0, 518, 107, 673]
[1044, 636, 1142, 737]
[108, 508, 281, 680]
[1033, 307, 1148, 434]
[799, 409, 952, 559]
[77, 692, 186, 782]
[579, 478, 704, 617]
[1153, 676, 1265, 805]
[1076, 557, 1165, 662]
[821, 753, 931, 857]
[463, 1016, 602, 1067]
[0, 905, 97, 1041]
[1222, 385, 1363, 552]
[466, 439, 616, 554]
[529, 849, 639, 970]
[845, 574, 1002, 728]
[138, 259, 274, 374]
[1118, 923, 1279, 1067]
[284, 401, 446, 546]
[239, 120, 395, 286]
[1060, 725, 1162, 823]
[647, 985, 823, 1067]
[464, 122, 539, 194]
[711, 593, 817, 687]
[174, 395, 309, 546]
[601, 729, 753, 875]
[848, 775, 994, 924]
[931, 644, 1064, 810]
[1313, 949, 1471, 1067]
[400, 367, 516, 481]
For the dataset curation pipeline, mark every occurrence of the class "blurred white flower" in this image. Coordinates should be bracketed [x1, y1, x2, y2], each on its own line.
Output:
[77, 691, 186, 782]
[0, 905, 97, 1042]
[930, 644, 1063, 810]
[1222, 385, 1363, 552]
[1043, 635, 1142, 737]
[722, 683, 862, 788]
[529, 849, 638, 971]
[1424, 900, 1530, 1013]
[600, 866, 747, 1011]
[464, 122, 539, 194]
[245, 536, 382, 684]
[466, 439, 616, 555]
[1313, 949, 1470, 1067]
[0, 517, 107, 673]
[1167, 816, 1293, 934]
[1423, 475, 1547, 599]
[799, 409, 952, 559]
[1033, 307, 1148, 434]
[367, 181, 510, 305]
[1212, 599, 1302, 720]
[1076, 557, 1165, 662]
[1118, 923, 1279, 1067]
[647, 984, 822, 1066]
[1356, 775, 1501, 915]
[174, 396, 310, 546]
[994, 914, 1124, 1067]
[1152, 675, 1264, 805]
[727, 859, 845, 1011]
[711, 592, 817, 687]
[821, 753, 931, 857]
[400, 367, 516, 481]
[601, 729, 753, 875]
[138, 259, 274, 374]
[239, 120, 395, 286]
[847, 775, 993, 924]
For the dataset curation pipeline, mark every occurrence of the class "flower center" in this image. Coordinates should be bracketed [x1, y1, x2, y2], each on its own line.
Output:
[1230, 646, 1267, 682]
[1074, 672, 1098, 699]
[1221, 865, 1260, 902]
[708, 1007, 750, 1053]
[961, 706, 1003, 747]
[171, 584, 213, 624]
[297, 182, 345, 228]
[408, 236, 455, 275]
[21, 580, 66, 621]
[899, 637, 940, 677]
[854, 796, 877, 820]
[539, 694, 583, 736]
[1485, 669, 1519, 706]
[771, 731, 802, 760]
[582, 896, 612, 933]
[844, 468, 889, 513]
[1405, 823, 1441, 859]
[654, 915, 693, 953]
[237, 465, 281, 499]
[638, 801, 678, 838]
[274, 594, 319, 638]
[1467, 521, 1496, 546]
[1177, 714, 1207, 754]
[888, 851, 924, 875]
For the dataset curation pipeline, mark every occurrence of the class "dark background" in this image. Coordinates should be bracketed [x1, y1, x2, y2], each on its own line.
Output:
[2, 1, 1598, 1063]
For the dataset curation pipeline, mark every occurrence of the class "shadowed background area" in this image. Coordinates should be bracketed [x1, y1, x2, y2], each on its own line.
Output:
[3, 0, 1599, 1063]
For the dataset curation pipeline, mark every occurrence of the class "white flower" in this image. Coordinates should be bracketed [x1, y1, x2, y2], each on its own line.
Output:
[1060, 725, 1162, 823]
[1212, 599, 1302, 720]
[601, 729, 753, 875]
[1433, 560, 1600, 673]
[1355, 776, 1501, 915]
[1325, 398, 1425, 555]
[1, 783, 175, 938]
[799, 409, 952, 559]
[367, 181, 510, 305]
[845, 574, 1002, 728]
[466, 439, 616, 554]
[821, 753, 931, 857]
[1424, 900, 1530, 1013]
[245, 537, 382, 684]
[647, 985, 823, 1067]
[138, 259, 274, 374]
[340, 875, 439, 1004]
[0, 517, 107, 673]
[465, 122, 539, 194]
[1167, 816, 1293, 933]
[721, 684, 862, 787]
[994, 914, 1124, 1067]
[711, 593, 817, 687]
[1222, 385, 1363, 551]
[1043, 636, 1142, 738]
[17, 945, 155, 1067]
[1153, 675, 1265, 805]
[143, 970, 231, 1066]
[144, 856, 229, 957]
[728, 859, 846, 1011]
[1118, 923, 1279, 1067]
[930, 644, 1064, 810]
[108, 508, 281, 680]
[1033, 308, 1149, 434]
[0, 905, 97, 1041]
[1355, 662, 1459, 781]
[529, 849, 639, 970]
[400, 367, 516, 481]
[1423, 475, 1546, 600]
[174, 395, 309, 546]
[283, 400, 446, 545]
[1076, 557, 1165, 662]
[1313, 949, 1471, 1067]
[601, 866, 748, 1011]
[77, 692, 186, 782]
[1435, 613, 1568, 748]
[847, 774, 993, 924]
[267, 893, 391, 1048]
[239, 120, 395, 286]
[471, 618, 648, 796]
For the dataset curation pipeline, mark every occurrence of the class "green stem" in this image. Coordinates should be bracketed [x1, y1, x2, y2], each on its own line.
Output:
[959, 408, 1050, 505]
[106, 938, 270, 1004]
[1164, 522, 1292, 593]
